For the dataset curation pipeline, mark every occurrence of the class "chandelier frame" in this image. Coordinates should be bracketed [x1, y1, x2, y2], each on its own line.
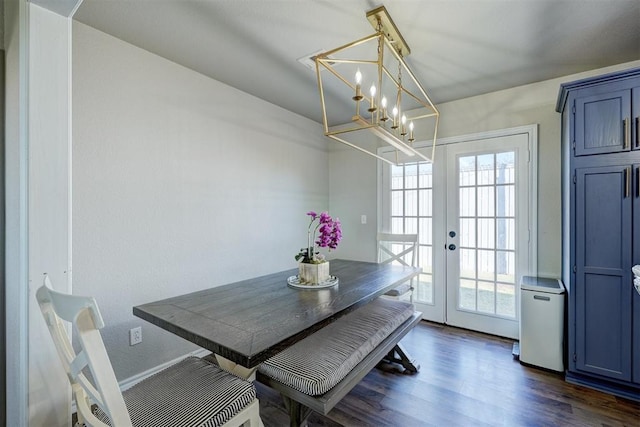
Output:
[314, 6, 439, 165]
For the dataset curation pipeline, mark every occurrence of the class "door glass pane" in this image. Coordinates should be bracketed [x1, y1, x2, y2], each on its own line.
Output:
[477, 218, 495, 249]
[496, 250, 515, 283]
[418, 218, 432, 245]
[419, 189, 432, 216]
[460, 188, 475, 216]
[460, 218, 475, 247]
[477, 186, 495, 216]
[456, 152, 517, 319]
[391, 190, 403, 216]
[459, 279, 476, 310]
[419, 245, 432, 273]
[419, 163, 433, 187]
[496, 152, 515, 184]
[391, 164, 403, 189]
[387, 161, 434, 305]
[459, 157, 476, 186]
[496, 218, 514, 250]
[498, 185, 515, 217]
[405, 190, 418, 216]
[460, 248, 476, 279]
[477, 281, 496, 313]
[405, 217, 417, 234]
[405, 164, 418, 189]
[391, 217, 403, 233]
[496, 283, 516, 317]
[478, 249, 495, 281]
[477, 154, 495, 185]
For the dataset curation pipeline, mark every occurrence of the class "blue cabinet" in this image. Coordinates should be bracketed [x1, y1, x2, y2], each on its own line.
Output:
[575, 165, 632, 381]
[558, 68, 640, 400]
[575, 90, 631, 156]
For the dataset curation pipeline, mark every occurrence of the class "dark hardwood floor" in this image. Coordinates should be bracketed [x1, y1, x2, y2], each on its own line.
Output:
[257, 321, 640, 427]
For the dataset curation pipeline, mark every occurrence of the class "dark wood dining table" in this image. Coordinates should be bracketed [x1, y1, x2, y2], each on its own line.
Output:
[133, 259, 420, 372]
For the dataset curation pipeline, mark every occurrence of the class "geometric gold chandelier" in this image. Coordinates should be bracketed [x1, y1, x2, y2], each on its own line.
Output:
[315, 5, 439, 165]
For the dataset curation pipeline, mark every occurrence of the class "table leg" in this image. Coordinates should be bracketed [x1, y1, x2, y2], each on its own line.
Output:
[381, 343, 420, 374]
[215, 354, 258, 381]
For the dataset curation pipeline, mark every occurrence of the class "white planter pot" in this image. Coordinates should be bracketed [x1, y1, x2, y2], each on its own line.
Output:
[299, 261, 330, 284]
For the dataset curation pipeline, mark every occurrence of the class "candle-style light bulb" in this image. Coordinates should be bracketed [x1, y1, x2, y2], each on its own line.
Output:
[353, 69, 363, 101]
[368, 84, 377, 113]
[401, 114, 407, 136]
[380, 96, 388, 121]
[391, 106, 399, 129]
[408, 121, 415, 142]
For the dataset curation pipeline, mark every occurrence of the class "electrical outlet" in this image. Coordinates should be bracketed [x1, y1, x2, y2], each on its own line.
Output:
[129, 327, 142, 346]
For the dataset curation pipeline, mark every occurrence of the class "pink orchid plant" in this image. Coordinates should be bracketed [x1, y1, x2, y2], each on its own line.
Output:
[295, 211, 342, 264]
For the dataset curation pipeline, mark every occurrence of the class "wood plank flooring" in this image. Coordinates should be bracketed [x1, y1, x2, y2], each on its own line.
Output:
[256, 321, 640, 427]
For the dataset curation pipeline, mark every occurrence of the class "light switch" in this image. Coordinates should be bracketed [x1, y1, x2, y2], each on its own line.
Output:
[361, 215, 367, 224]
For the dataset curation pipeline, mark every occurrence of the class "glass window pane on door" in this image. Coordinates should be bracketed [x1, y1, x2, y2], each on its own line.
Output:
[389, 161, 434, 305]
[457, 152, 516, 318]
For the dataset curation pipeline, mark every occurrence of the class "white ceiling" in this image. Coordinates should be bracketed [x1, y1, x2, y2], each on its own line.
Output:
[73, 0, 640, 124]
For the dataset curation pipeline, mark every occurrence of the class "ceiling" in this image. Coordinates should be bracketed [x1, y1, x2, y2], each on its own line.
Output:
[73, 0, 640, 125]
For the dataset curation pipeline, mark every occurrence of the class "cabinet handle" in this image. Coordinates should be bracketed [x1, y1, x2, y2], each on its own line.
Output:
[625, 167, 631, 198]
[624, 117, 630, 149]
[636, 117, 639, 148]
[636, 167, 639, 198]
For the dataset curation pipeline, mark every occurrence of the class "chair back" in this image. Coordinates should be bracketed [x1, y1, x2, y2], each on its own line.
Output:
[377, 233, 418, 268]
[36, 276, 132, 427]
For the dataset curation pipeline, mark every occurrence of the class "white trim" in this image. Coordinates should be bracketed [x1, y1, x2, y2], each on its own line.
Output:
[5, 1, 31, 425]
[70, 348, 212, 414]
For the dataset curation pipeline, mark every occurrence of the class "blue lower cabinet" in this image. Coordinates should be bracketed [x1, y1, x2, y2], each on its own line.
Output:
[575, 166, 632, 382]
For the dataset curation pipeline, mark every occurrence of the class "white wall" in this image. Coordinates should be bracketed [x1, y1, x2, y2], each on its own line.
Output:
[330, 59, 640, 277]
[72, 21, 329, 380]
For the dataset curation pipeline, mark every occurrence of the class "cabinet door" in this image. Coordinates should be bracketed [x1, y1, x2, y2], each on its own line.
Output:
[575, 165, 632, 381]
[575, 90, 632, 156]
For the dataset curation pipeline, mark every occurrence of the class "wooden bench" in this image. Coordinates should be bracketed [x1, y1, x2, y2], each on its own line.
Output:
[256, 298, 421, 426]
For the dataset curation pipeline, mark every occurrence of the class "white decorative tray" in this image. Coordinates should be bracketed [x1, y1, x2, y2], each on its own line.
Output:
[287, 275, 339, 289]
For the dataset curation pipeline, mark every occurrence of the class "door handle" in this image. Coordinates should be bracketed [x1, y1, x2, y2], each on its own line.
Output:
[636, 167, 639, 198]
[636, 117, 639, 148]
[624, 167, 631, 198]
[533, 295, 551, 302]
[448, 244, 456, 251]
[624, 117, 630, 150]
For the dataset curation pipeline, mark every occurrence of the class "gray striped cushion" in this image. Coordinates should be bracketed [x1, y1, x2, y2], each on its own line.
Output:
[94, 356, 256, 427]
[384, 282, 412, 296]
[258, 298, 414, 396]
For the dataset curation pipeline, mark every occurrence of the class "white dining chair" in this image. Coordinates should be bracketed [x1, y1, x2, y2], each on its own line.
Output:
[377, 233, 418, 302]
[36, 276, 261, 427]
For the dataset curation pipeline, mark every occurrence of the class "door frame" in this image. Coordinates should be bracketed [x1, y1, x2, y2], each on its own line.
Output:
[378, 124, 538, 333]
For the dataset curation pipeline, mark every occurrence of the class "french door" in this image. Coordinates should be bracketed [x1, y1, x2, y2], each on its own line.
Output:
[380, 127, 536, 339]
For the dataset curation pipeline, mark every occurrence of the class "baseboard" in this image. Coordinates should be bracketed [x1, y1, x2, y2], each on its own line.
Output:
[71, 348, 212, 414]
[565, 371, 640, 402]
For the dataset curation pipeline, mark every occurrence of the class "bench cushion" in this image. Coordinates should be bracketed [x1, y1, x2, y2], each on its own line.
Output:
[258, 298, 414, 396]
[94, 356, 256, 427]
[384, 282, 412, 296]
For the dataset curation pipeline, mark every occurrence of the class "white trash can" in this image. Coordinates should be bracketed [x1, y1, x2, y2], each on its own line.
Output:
[519, 276, 565, 372]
